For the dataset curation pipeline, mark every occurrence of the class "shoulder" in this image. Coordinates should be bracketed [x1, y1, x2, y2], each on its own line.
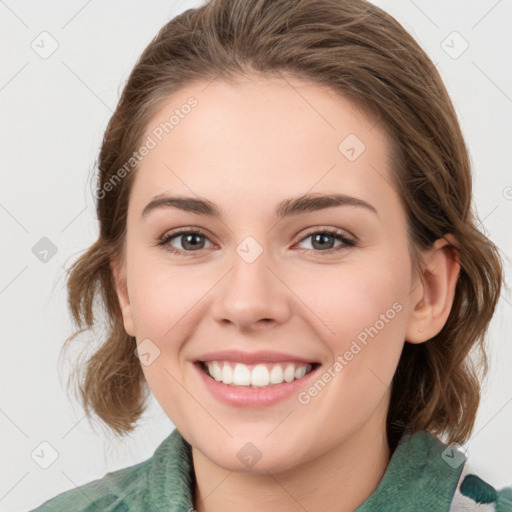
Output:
[356, 430, 511, 512]
[449, 462, 512, 512]
[29, 455, 152, 512]
[29, 428, 193, 512]
[410, 431, 512, 511]
[412, 430, 512, 512]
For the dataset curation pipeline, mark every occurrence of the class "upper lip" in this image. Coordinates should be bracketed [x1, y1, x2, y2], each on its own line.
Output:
[195, 350, 319, 365]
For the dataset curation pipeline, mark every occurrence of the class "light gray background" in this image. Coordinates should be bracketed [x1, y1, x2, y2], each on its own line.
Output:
[1, 1, 511, 510]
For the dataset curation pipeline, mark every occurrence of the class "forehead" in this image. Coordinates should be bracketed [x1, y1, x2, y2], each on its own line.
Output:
[130, 75, 398, 222]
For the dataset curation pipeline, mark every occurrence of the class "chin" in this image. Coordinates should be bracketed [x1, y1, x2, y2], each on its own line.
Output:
[196, 436, 307, 475]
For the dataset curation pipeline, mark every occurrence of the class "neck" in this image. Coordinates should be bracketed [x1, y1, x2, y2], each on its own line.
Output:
[192, 418, 391, 512]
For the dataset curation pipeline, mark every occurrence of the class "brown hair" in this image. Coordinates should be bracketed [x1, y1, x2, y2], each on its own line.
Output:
[62, 0, 503, 445]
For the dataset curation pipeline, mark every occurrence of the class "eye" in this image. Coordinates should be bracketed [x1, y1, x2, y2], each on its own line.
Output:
[158, 227, 356, 256]
[158, 228, 214, 255]
[294, 228, 356, 255]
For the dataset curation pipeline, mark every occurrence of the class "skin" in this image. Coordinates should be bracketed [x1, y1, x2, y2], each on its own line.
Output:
[111, 74, 460, 512]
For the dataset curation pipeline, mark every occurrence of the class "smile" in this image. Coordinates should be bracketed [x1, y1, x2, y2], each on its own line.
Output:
[200, 360, 318, 388]
[194, 358, 322, 407]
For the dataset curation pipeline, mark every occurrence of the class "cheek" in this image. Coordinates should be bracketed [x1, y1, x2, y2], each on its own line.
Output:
[126, 261, 204, 420]
[292, 248, 410, 381]
[126, 253, 208, 337]
[297, 253, 409, 339]
[292, 256, 410, 428]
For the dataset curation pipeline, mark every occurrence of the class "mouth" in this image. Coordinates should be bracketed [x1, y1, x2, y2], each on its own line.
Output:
[196, 360, 321, 389]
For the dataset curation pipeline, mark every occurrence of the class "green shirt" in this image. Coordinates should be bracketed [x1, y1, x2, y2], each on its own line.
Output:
[31, 428, 512, 511]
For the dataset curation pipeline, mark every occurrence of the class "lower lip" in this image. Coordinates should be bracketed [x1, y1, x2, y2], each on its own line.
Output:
[194, 362, 321, 407]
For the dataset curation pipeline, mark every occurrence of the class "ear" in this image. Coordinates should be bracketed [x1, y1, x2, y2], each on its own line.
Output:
[405, 234, 460, 344]
[110, 256, 136, 337]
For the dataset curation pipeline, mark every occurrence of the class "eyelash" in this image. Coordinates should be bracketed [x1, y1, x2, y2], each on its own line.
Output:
[157, 227, 357, 257]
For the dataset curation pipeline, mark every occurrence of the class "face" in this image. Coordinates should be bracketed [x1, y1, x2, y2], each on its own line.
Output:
[113, 74, 424, 474]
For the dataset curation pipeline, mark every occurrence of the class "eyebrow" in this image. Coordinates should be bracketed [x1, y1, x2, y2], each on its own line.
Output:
[141, 192, 378, 220]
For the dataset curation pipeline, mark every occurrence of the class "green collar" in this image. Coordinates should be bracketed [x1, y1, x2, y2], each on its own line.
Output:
[355, 430, 464, 511]
[34, 427, 465, 511]
[132, 428, 463, 511]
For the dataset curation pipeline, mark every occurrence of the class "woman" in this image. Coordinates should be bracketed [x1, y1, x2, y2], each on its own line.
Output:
[32, 0, 511, 510]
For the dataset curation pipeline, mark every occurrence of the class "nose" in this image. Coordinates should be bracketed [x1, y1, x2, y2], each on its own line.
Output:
[210, 243, 292, 332]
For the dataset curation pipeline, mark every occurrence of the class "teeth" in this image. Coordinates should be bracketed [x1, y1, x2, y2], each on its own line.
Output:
[221, 363, 233, 384]
[269, 364, 283, 384]
[251, 364, 269, 387]
[283, 364, 295, 383]
[295, 365, 307, 379]
[204, 361, 314, 387]
[233, 363, 251, 385]
[210, 361, 222, 381]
